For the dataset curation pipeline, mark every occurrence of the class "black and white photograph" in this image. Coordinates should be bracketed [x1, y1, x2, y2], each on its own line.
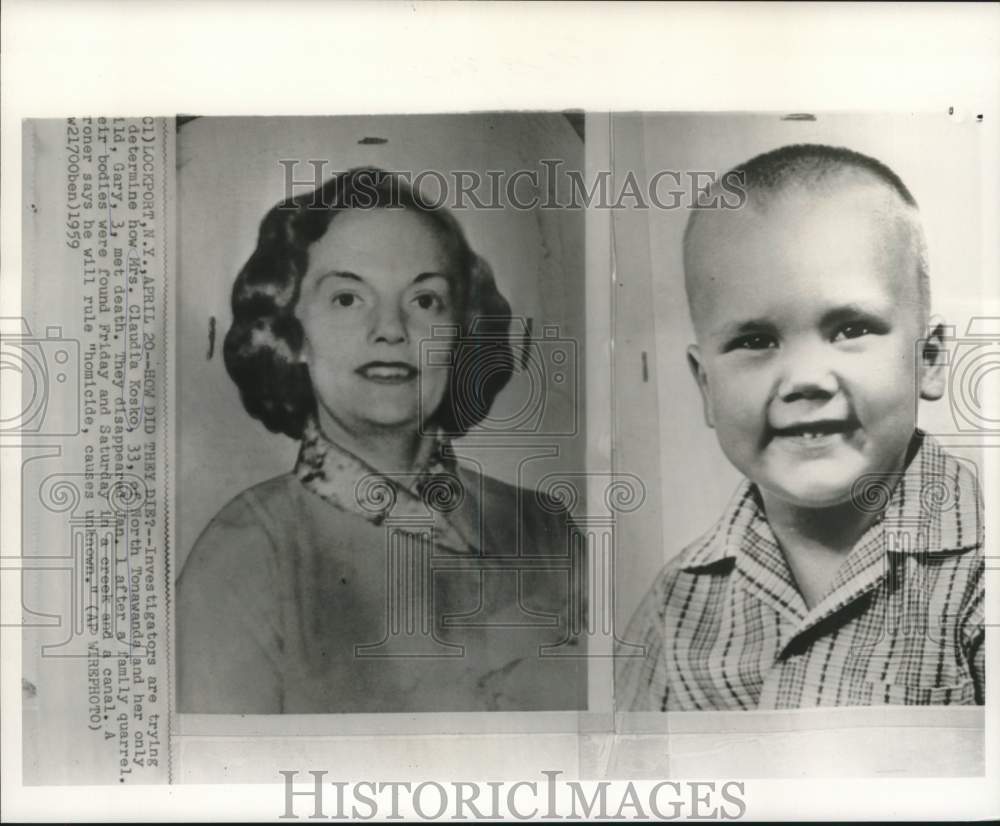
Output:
[607, 111, 987, 774]
[2, 1, 998, 820]
[175, 114, 591, 715]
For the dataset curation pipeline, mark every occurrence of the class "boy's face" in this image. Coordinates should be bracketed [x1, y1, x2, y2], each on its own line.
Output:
[685, 183, 943, 510]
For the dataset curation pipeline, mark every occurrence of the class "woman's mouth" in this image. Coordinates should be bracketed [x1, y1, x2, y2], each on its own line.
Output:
[355, 362, 418, 384]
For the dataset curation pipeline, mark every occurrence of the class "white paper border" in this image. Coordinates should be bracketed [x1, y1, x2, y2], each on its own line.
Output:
[3, 0, 998, 820]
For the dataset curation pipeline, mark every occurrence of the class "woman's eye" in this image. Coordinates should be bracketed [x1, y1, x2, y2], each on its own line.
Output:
[730, 333, 777, 351]
[331, 293, 360, 308]
[413, 293, 444, 312]
[833, 322, 872, 341]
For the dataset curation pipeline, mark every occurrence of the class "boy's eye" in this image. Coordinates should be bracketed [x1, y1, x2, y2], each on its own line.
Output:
[729, 333, 777, 351]
[833, 322, 872, 341]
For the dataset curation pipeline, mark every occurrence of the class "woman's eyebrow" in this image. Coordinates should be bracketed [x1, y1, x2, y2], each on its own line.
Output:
[314, 270, 363, 287]
[413, 271, 446, 285]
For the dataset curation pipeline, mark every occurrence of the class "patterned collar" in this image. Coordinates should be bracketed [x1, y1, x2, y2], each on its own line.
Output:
[294, 416, 476, 553]
[682, 431, 983, 573]
[679, 430, 983, 639]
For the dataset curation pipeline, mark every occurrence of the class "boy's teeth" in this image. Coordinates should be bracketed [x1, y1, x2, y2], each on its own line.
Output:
[780, 428, 831, 439]
[774, 421, 853, 439]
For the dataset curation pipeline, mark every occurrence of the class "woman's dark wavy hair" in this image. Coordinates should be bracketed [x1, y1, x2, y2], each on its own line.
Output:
[223, 167, 513, 440]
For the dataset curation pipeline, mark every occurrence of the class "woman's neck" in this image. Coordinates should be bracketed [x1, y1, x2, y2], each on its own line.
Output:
[314, 410, 436, 475]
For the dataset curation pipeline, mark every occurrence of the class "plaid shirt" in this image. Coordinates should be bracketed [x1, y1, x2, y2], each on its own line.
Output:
[617, 433, 985, 710]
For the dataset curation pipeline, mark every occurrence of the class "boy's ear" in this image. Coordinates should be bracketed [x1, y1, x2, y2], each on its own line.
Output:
[919, 315, 947, 401]
[686, 344, 715, 428]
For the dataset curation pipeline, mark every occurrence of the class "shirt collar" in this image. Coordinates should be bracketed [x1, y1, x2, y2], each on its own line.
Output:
[294, 416, 477, 552]
[682, 430, 982, 573]
[875, 431, 983, 555]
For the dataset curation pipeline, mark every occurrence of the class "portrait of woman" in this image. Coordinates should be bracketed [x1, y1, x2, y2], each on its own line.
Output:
[176, 166, 587, 713]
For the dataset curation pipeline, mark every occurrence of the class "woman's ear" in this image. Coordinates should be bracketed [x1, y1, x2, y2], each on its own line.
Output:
[687, 343, 715, 428]
[919, 314, 947, 401]
[293, 339, 311, 366]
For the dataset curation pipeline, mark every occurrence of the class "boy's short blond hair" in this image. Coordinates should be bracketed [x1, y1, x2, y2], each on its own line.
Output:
[683, 143, 930, 323]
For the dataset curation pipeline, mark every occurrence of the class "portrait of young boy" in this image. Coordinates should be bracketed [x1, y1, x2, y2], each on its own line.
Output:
[618, 141, 985, 711]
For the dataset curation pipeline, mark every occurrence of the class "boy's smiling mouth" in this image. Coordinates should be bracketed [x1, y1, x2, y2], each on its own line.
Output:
[769, 418, 859, 449]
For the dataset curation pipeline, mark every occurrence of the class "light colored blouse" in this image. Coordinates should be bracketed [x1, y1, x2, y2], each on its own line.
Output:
[177, 420, 588, 713]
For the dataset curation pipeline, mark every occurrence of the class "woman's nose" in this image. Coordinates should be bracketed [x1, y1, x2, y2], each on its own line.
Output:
[370, 303, 407, 344]
[776, 343, 839, 402]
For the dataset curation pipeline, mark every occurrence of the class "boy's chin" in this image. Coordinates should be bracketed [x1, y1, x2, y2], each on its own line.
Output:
[759, 474, 861, 511]
[750, 451, 883, 511]
[772, 489, 855, 510]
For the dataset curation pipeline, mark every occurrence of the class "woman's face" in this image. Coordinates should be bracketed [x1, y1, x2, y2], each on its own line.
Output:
[294, 207, 458, 438]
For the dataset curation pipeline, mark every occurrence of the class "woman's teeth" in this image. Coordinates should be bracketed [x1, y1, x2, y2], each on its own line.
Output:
[359, 364, 417, 380]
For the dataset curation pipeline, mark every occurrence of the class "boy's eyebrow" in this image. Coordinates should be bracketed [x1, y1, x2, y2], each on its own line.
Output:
[713, 317, 776, 339]
[711, 302, 892, 339]
[820, 302, 889, 324]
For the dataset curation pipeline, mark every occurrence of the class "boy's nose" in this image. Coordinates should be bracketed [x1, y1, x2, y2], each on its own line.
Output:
[775, 347, 838, 402]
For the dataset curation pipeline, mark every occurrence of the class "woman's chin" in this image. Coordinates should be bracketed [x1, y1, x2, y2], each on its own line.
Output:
[341, 404, 429, 435]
